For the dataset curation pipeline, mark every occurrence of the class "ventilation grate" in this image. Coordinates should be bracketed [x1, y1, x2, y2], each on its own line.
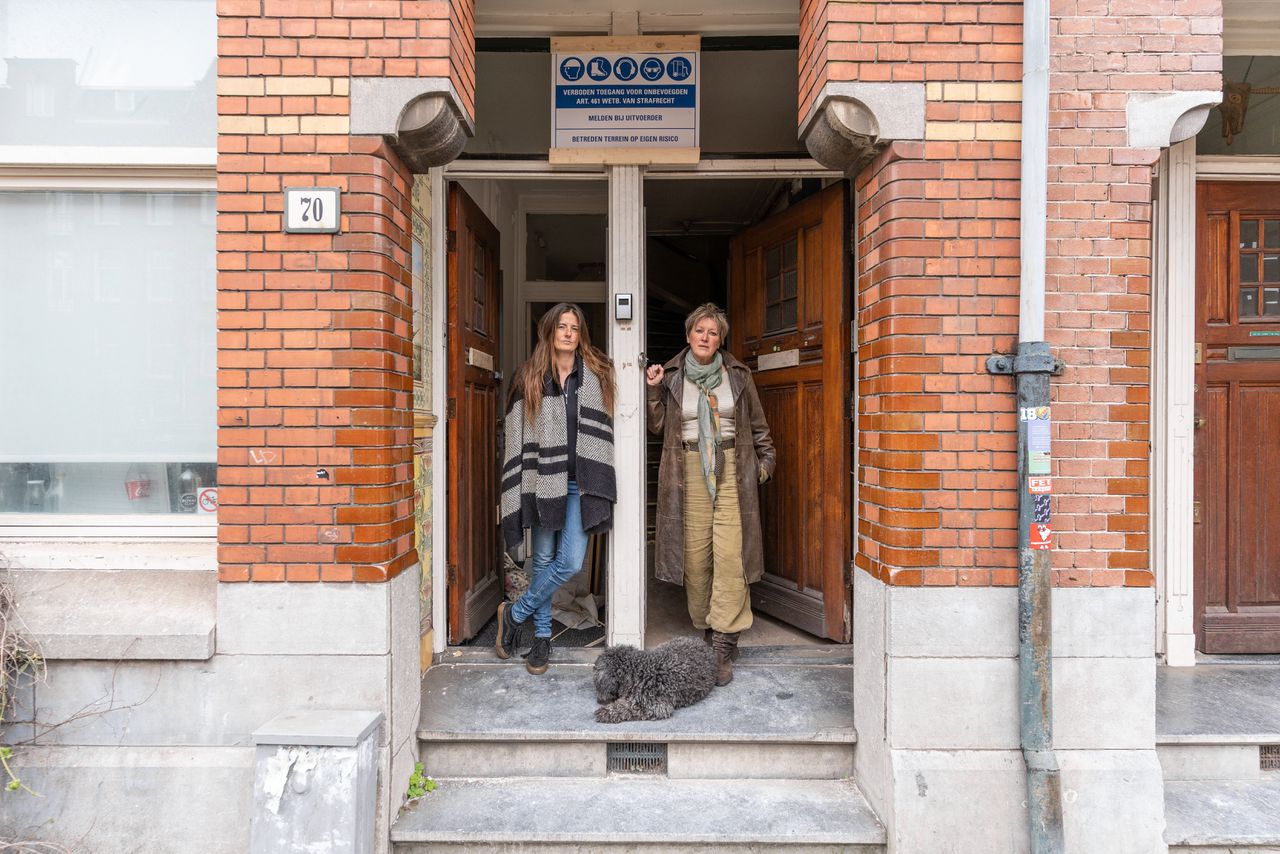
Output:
[1262, 745, 1280, 772]
[607, 742, 667, 775]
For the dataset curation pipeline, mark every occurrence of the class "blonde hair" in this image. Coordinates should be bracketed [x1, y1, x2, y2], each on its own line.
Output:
[684, 302, 729, 340]
[516, 303, 616, 425]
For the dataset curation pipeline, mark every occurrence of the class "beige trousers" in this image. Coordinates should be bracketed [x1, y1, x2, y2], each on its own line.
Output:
[682, 450, 753, 634]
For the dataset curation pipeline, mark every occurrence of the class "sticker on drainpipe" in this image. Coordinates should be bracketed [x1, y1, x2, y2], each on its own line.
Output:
[1029, 523, 1052, 550]
[1028, 419, 1051, 475]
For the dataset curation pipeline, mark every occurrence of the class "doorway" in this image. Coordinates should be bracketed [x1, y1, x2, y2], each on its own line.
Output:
[444, 177, 613, 648]
[641, 176, 852, 648]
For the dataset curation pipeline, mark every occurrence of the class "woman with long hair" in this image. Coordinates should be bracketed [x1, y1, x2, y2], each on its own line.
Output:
[497, 303, 617, 674]
[645, 302, 775, 686]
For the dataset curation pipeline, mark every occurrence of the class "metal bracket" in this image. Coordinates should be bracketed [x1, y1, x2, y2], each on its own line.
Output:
[986, 352, 1065, 376]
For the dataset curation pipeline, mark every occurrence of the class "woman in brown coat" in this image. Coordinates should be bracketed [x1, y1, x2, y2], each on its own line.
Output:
[645, 303, 775, 686]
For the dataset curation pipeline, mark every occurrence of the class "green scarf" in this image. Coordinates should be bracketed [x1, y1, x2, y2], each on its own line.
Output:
[684, 349, 725, 501]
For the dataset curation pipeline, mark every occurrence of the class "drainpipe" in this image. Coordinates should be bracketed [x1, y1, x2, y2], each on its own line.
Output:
[984, 0, 1066, 849]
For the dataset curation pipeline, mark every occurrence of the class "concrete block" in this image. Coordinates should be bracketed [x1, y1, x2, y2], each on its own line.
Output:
[1058, 749, 1165, 854]
[421, 740, 606, 778]
[888, 586, 1017, 658]
[1053, 657, 1155, 750]
[1052, 587, 1155, 658]
[0, 538, 215, 571]
[889, 749, 1029, 854]
[667, 742, 854, 780]
[389, 565, 424, 754]
[251, 734, 379, 854]
[1, 745, 253, 853]
[34, 654, 389, 746]
[888, 658, 1019, 750]
[853, 569, 892, 828]
[7, 568, 216, 660]
[1158, 743, 1261, 781]
[253, 709, 383, 747]
[217, 580, 390, 655]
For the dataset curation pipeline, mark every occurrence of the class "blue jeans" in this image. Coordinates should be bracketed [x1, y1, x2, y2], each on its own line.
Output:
[511, 480, 590, 639]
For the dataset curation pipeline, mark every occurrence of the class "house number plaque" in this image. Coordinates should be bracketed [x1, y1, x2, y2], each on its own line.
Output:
[284, 187, 341, 234]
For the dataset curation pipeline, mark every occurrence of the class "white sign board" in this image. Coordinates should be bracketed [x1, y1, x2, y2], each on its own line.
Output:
[284, 187, 341, 233]
[550, 35, 700, 164]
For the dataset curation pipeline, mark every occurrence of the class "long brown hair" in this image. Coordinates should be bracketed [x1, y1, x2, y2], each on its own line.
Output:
[516, 303, 616, 424]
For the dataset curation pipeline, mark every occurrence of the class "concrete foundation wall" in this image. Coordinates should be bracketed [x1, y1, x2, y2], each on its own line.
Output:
[2, 555, 421, 854]
[854, 577, 1164, 854]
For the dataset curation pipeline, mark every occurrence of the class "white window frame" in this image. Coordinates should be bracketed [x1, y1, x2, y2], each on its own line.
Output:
[0, 162, 218, 538]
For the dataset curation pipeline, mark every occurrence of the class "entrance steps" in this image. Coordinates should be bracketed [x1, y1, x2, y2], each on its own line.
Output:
[391, 647, 885, 852]
[1158, 664, 1280, 852]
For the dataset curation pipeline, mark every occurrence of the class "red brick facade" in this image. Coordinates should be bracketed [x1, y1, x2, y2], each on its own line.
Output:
[215, 0, 473, 582]
[806, 0, 1222, 588]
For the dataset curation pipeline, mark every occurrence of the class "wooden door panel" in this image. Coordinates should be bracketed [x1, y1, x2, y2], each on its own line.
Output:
[447, 185, 503, 644]
[729, 183, 849, 641]
[1234, 386, 1280, 606]
[1195, 181, 1280, 653]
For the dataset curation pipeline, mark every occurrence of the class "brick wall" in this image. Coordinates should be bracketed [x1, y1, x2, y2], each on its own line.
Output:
[805, 0, 1222, 587]
[215, 0, 474, 583]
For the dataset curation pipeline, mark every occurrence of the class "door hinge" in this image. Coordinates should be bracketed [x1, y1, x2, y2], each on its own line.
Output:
[447, 563, 458, 585]
[1192, 501, 1202, 524]
[1194, 342, 1203, 364]
[447, 398, 457, 420]
[446, 229, 457, 253]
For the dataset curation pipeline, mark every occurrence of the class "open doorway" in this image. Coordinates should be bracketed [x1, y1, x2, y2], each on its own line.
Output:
[444, 177, 612, 649]
[642, 176, 851, 649]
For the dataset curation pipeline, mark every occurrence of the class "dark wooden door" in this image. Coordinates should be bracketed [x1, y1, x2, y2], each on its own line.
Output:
[728, 183, 850, 641]
[1195, 181, 1280, 653]
[447, 184, 503, 643]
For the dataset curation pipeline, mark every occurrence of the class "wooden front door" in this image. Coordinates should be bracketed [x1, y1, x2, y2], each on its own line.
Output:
[446, 185, 503, 643]
[728, 183, 850, 641]
[1195, 181, 1280, 653]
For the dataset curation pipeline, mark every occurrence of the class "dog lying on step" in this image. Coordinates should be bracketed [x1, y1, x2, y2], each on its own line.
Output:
[592, 635, 718, 723]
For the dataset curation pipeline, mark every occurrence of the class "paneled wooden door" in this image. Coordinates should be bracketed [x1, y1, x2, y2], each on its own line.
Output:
[446, 184, 504, 643]
[1195, 181, 1280, 653]
[728, 182, 850, 641]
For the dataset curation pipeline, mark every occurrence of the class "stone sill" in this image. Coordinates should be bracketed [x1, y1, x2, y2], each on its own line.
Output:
[2, 539, 217, 661]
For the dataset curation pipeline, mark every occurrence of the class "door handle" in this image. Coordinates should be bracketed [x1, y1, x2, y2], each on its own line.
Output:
[1194, 416, 1206, 430]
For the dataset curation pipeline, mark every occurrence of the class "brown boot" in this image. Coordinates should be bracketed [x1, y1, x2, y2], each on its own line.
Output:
[705, 627, 738, 660]
[711, 631, 740, 687]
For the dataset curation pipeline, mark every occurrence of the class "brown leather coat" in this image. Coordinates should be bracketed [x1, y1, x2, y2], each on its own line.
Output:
[646, 348, 776, 586]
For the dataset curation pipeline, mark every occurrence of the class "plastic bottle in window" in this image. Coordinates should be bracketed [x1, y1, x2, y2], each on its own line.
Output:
[125, 463, 152, 501]
[178, 466, 202, 513]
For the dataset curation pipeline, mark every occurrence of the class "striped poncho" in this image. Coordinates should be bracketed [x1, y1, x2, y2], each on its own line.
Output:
[500, 364, 616, 548]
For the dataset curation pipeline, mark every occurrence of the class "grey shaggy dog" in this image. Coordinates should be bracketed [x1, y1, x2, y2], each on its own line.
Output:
[592, 635, 718, 723]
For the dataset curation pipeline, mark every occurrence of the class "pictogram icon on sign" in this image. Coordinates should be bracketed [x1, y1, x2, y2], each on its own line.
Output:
[587, 57, 612, 80]
[197, 487, 218, 514]
[560, 57, 585, 81]
[1029, 523, 1052, 550]
[640, 57, 665, 80]
[666, 56, 693, 80]
[615, 56, 638, 80]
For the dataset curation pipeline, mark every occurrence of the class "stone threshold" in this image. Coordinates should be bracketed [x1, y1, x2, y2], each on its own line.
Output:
[419, 658, 855, 744]
[1165, 779, 1280, 848]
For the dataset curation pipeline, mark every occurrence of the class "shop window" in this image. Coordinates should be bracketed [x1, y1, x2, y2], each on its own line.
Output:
[0, 0, 216, 151]
[0, 191, 217, 517]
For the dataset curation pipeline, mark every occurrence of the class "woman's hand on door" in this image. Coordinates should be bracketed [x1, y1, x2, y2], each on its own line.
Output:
[645, 364, 665, 386]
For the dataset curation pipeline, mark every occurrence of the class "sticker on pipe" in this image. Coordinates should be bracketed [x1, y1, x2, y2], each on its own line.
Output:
[1033, 494, 1051, 524]
[1029, 523, 1052, 550]
[1028, 419, 1051, 475]
[1028, 477, 1051, 494]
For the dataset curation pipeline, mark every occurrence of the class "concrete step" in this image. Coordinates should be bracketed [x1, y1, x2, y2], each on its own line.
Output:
[416, 658, 856, 779]
[1158, 742, 1272, 782]
[1158, 665, 1280, 746]
[390, 776, 885, 852]
[1165, 779, 1280, 852]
